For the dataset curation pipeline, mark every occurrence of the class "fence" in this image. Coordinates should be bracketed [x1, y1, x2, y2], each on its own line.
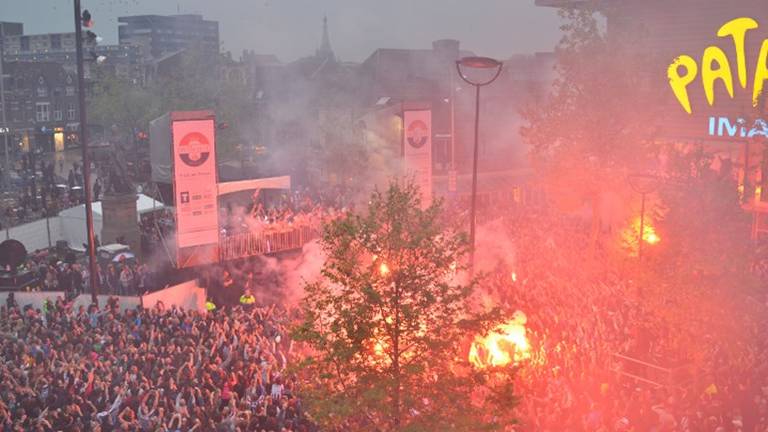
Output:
[3, 216, 61, 252]
[609, 353, 692, 389]
[219, 225, 318, 261]
[0, 280, 205, 313]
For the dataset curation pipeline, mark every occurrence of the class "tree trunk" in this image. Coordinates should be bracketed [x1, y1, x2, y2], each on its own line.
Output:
[392, 283, 401, 430]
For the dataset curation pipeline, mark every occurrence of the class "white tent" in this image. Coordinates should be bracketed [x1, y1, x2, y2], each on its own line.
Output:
[59, 194, 165, 250]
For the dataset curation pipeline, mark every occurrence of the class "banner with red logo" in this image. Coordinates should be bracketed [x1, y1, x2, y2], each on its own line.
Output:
[403, 110, 432, 208]
[172, 119, 219, 250]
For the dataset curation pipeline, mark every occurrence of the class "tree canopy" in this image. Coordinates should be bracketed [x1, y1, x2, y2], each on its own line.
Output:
[293, 181, 517, 431]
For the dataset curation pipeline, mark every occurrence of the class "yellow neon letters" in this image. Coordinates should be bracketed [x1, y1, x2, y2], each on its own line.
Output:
[668, 17, 766, 114]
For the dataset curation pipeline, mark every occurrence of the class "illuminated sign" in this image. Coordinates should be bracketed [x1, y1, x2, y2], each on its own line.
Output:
[708, 116, 768, 138]
[668, 17, 768, 115]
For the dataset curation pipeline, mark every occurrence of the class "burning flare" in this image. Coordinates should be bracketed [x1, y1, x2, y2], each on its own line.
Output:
[469, 311, 530, 368]
[622, 217, 661, 256]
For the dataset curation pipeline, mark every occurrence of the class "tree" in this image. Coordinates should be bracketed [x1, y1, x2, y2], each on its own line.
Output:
[88, 47, 254, 158]
[521, 6, 663, 248]
[88, 69, 161, 141]
[306, 110, 370, 200]
[293, 181, 517, 431]
[655, 148, 756, 282]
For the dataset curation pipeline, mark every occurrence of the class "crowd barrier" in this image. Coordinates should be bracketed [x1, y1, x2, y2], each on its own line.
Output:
[0, 280, 206, 313]
[219, 225, 318, 261]
[609, 353, 692, 389]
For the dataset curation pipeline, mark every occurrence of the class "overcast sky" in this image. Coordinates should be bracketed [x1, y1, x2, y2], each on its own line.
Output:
[1, 0, 563, 62]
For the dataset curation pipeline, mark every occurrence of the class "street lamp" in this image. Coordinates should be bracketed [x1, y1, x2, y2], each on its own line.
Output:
[456, 56, 502, 275]
[627, 173, 659, 260]
[74, 0, 99, 303]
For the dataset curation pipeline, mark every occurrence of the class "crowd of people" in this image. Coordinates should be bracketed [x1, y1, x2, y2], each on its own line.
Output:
[0, 296, 313, 431]
[16, 250, 157, 298]
[220, 189, 343, 239]
[4, 181, 768, 431]
[0, 155, 86, 230]
[475, 205, 768, 432]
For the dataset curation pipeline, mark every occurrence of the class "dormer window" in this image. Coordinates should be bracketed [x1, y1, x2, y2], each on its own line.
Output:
[36, 76, 47, 97]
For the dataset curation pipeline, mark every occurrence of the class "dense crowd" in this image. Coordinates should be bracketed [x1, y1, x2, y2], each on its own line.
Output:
[1, 155, 85, 229]
[0, 298, 313, 432]
[221, 189, 342, 238]
[4, 184, 768, 431]
[17, 250, 156, 298]
[479, 205, 768, 431]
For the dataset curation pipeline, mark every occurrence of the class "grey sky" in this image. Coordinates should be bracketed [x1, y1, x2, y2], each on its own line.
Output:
[1, 0, 563, 62]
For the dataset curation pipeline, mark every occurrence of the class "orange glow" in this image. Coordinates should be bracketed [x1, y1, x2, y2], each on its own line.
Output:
[639, 220, 661, 245]
[511, 272, 518, 283]
[469, 311, 530, 368]
[623, 217, 661, 255]
[379, 262, 390, 275]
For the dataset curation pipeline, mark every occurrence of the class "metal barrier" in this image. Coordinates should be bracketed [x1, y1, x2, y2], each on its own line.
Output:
[609, 353, 692, 389]
[219, 225, 318, 261]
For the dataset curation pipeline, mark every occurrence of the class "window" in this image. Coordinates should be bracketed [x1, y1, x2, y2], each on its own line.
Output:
[51, 34, 62, 50]
[67, 103, 76, 120]
[20, 36, 30, 52]
[53, 104, 62, 121]
[65, 86, 75, 96]
[35, 103, 50, 122]
[36, 77, 47, 97]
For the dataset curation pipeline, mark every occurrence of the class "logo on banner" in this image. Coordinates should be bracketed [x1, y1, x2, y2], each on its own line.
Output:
[178, 131, 211, 167]
[406, 120, 429, 149]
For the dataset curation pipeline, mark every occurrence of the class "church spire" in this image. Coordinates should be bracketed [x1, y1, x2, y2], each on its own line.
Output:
[317, 15, 335, 60]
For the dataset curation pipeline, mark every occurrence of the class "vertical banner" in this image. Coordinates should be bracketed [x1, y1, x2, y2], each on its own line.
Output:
[403, 110, 433, 208]
[172, 118, 219, 259]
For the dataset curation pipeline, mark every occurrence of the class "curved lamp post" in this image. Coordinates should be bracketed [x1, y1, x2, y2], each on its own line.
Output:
[456, 56, 502, 275]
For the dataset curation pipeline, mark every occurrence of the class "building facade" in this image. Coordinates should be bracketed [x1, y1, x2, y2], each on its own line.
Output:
[1, 31, 143, 82]
[536, 0, 768, 235]
[358, 39, 553, 198]
[0, 22, 23, 38]
[1, 62, 80, 154]
[118, 14, 219, 60]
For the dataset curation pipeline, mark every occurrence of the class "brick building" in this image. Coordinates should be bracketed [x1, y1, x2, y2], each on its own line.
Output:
[1, 62, 80, 153]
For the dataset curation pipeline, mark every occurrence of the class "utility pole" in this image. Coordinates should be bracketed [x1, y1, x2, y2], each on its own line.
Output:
[0, 26, 10, 186]
[74, 0, 100, 303]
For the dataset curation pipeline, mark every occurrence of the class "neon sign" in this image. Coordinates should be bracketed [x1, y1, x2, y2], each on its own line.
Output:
[668, 17, 768, 115]
[708, 116, 768, 138]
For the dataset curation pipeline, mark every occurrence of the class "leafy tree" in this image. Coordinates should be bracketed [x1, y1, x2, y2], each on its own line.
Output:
[88, 47, 254, 157]
[521, 6, 662, 247]
[88, 69, 161, 141]
[293, 181, 517, 431]
[655, 149, 755, 282]
[306, 110, 370, 199]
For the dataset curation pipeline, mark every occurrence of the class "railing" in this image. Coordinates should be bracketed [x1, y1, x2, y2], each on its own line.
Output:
[219, 225, 319, 261]
[609, 353, 692, 389]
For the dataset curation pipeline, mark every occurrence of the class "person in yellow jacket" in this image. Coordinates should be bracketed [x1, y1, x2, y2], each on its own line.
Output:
[239, 289, 256, 307]
[205, 298, 217, 312]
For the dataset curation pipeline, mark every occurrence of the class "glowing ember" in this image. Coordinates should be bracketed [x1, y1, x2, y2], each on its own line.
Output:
[622, 217, 661, 255]
[469, 311, 530, 368]
[511, 272, 518, 283]
[644, 228, 660, 245]
[637, 218, 661, 245]
[379, 262, 390, 275]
